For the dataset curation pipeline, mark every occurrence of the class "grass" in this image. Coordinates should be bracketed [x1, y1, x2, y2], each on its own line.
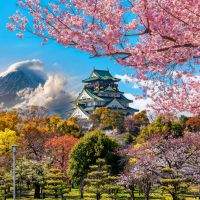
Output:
[3, 188, 199, 199]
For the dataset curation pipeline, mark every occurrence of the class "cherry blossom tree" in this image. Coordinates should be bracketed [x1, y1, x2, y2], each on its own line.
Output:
[7, 0, 200, 114]
[125, 133, 200, 200]
[126, 145, 159, 200]
[119, 143, 159, 200]
[150, 134, 200, 200]
[119, 172, 136, 200]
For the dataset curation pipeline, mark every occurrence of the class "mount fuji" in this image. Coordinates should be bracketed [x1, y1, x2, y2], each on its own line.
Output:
[0, 60, 74, 115]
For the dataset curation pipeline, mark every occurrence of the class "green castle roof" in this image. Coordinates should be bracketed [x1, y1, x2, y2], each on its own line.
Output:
[77, 88, 132, 104]
[93, 69, 112, 77]
[85, 88, 105, 101]
[79, 105, 90, 116]
[126, 107, 139, 113]
[95, 90, 123, 95]
[83, 69, 120, 83]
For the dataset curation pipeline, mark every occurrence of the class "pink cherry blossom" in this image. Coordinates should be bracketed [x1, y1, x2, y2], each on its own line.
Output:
[7, 0, 200, 114]
[16, 33, 24, 38]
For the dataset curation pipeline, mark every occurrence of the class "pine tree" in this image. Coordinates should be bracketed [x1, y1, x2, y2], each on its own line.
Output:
[0, 172, 12, 200]
[84, 158, 123, 200]
[159, 168, 189, 200]
[44, 168, 68, 199]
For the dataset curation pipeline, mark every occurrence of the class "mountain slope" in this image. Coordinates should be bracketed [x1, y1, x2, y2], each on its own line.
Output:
[0, 69, 45, 107]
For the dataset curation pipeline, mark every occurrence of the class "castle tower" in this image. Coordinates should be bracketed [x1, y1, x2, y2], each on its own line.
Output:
[70, 69, 139, 119]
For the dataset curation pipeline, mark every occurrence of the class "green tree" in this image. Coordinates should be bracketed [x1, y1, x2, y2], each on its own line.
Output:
[170, 120, 184, 138]
[124, 132, 134, 145]
[133, 111, 149, 127]
[0, 128, 20, 155]
[84, 158, 123, 200]
[137, 116, 169, 143]
[47, 115, 81, 137]
[45, 168, 68, 199]
[0, 172, 12, 200]
[68, 130, 120, 197]
[179, 115, 189, 124]
[16, 158, 48, 199]
[159, 168, 189, 200]
[16, 158, 37, 196]
[137, 116, 184, 143]
[90, 108, 125, 132]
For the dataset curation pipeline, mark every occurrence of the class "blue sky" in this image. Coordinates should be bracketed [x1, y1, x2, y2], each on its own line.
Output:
[0, 1, 195, 115]
[0, 1, 137, 94]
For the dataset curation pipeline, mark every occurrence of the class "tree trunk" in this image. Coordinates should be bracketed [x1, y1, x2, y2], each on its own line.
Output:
[144, 183, 151, 200]
[4, 191, 7, 200]
[3, 190, 6, 200]
[34, 183, 41, 199]
[80, 180, 84, 198]
[171, 193, 180, 200]
[80, 188, 84, 198]
[41, 186, 45, 199]
[19, 180, 22, 197]
[26, 181, 31, 190]
[42, 192, 45, 199]
[145, 192, 150, 200]
[145, 187, 150, 200]
[68, 180, 72, 192]
[96, 192, 101, 200]
[129, 185, 135, 200]
[55, 189, 59, 199]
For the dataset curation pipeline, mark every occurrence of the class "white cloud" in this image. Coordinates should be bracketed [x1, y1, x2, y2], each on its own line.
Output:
[16, 74, 74, 113]
[115, 74, 140, 89]
[0, 59, 45, 79]
[115, 74, 132, 83]
[115, 74, 154, 111]
[124, 93, 153, 111]
[0, 60, 75, 115]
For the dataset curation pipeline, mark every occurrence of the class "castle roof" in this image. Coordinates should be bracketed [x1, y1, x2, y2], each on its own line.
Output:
[77, 88, 132, 103]
[77, 88, 105, 102]
[83, 69, 120, 83]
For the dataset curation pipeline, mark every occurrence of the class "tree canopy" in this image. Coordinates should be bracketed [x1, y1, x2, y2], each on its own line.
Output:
[137, 116, 184, 142]
[68, 129, 120, 184]
[45, 135, 79, 173]
[90, 107, 125, 131]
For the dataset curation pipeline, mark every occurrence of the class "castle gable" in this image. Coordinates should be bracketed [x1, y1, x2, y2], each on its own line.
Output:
[104, 86, 115, 91]
[71, 106, 89, 119]
[78, 90, 93, 100]
[106, 98, 125, 109]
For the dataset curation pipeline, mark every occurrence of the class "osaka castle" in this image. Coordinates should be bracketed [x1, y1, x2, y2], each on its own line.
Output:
[71, 69, 139, 119]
